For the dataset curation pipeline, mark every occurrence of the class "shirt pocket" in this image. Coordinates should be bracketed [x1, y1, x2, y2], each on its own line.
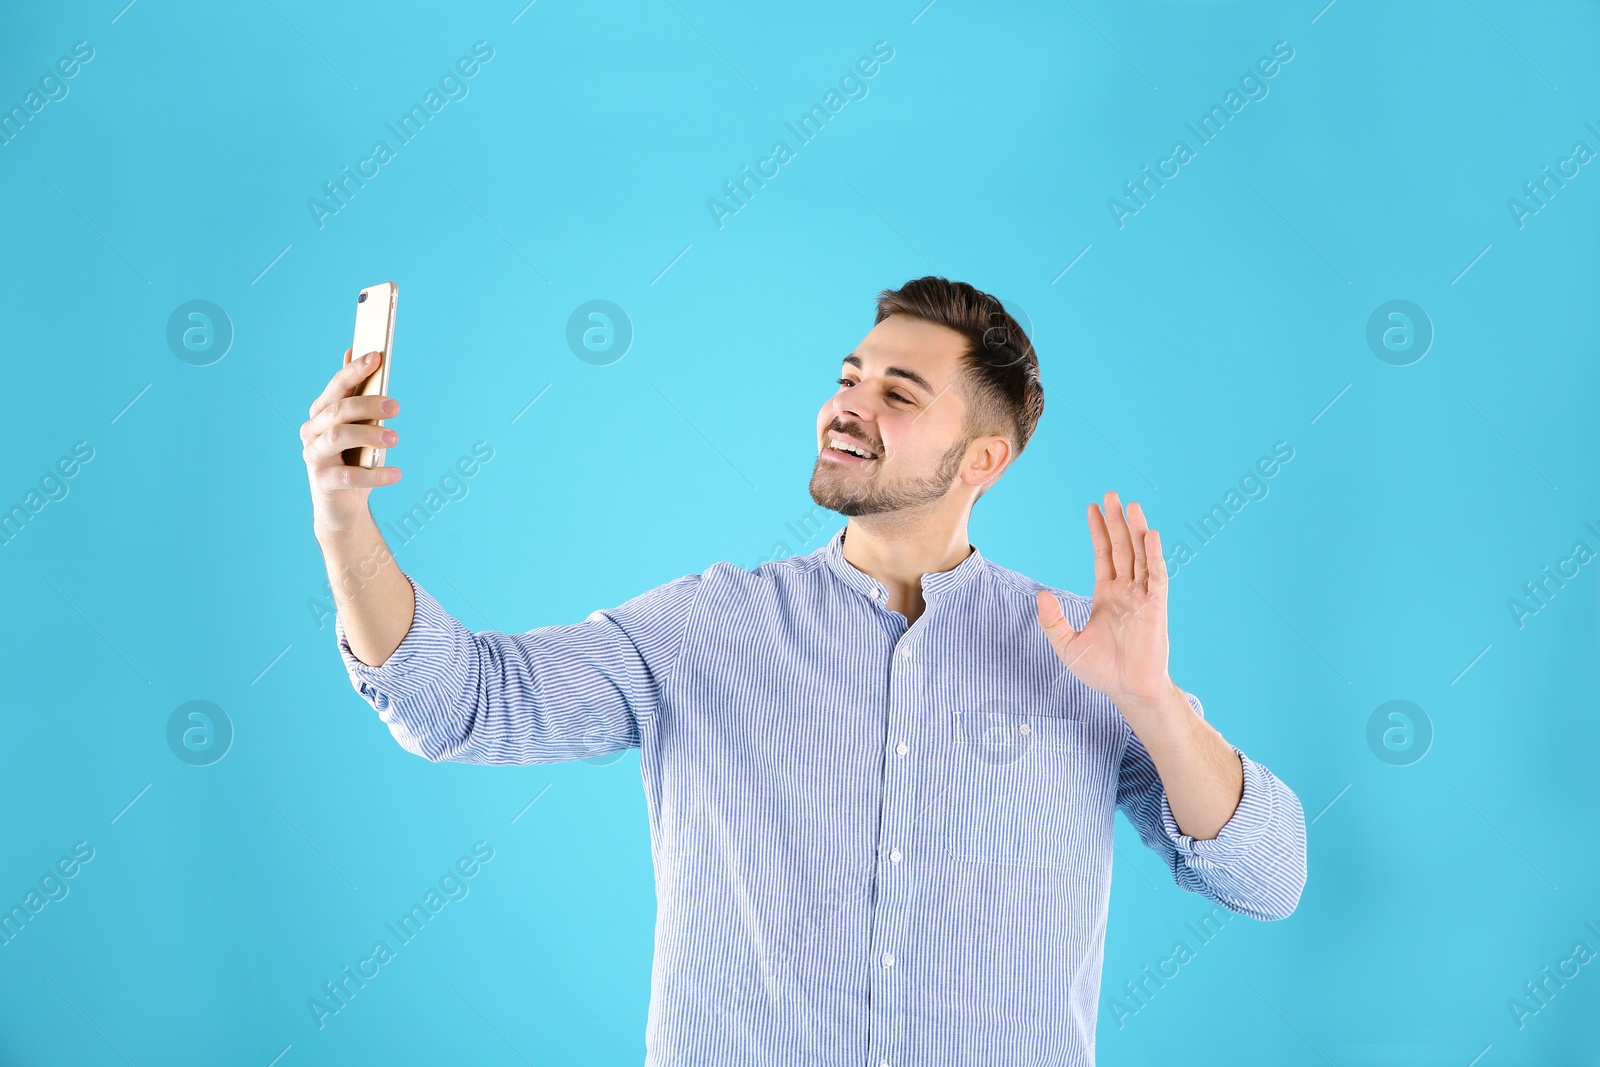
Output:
[940, 706, 1114, 873]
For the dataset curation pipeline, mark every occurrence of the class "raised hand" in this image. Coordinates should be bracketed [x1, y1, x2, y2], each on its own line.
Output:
[1035, 490, 1176, 714]
[301, 347, 403, 536]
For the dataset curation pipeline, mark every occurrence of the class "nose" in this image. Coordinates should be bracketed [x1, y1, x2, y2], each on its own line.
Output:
[829, 389, 875, 428]
[826, 410, 872, 446]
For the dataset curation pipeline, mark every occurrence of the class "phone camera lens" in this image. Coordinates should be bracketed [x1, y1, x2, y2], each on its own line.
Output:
[358, 292, 368, 303]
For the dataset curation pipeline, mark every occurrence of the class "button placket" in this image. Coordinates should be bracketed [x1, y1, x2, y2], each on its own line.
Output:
[870, 615, 920, 1061]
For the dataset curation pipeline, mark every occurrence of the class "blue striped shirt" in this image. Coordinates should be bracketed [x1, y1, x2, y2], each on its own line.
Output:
[336, 526, 1307, 1065]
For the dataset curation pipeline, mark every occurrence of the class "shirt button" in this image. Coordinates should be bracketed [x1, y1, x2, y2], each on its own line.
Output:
[1019, 722, 1032, 735]
[898, 646, 911, 658]
[879, 1061, 890, 1067]
[894, 742, 909, 757]
[881, 952, 895, 968]
[890, 849, 902, 863]
[871, 588, 882, 599]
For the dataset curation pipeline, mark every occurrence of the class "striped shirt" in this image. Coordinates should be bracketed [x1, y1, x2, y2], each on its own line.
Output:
[336, 526, 1307, 1065]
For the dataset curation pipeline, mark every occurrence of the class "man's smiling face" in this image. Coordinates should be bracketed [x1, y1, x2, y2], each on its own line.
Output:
[810, 313, 999, 517]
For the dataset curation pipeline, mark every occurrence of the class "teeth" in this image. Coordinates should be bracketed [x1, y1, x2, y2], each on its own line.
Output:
[829, 436, 875, 459]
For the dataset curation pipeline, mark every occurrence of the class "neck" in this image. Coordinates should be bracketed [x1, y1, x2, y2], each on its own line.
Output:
[840, 509, 973, 625]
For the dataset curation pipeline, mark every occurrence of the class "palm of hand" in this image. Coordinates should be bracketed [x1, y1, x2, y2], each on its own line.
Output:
[1036, 491, 1174, 710]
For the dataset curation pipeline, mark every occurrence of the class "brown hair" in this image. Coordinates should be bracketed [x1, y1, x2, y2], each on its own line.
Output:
[874, 276, 1045, 461]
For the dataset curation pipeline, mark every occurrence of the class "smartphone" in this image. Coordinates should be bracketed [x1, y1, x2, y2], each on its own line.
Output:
[344, 281, 398, 469]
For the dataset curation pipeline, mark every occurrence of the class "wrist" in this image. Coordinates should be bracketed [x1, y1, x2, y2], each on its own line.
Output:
[1114, 680, 1189, 729]
[313, 512, 370, 544]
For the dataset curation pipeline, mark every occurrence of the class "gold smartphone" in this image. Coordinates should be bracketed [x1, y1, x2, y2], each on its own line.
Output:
[343, 281, 398, 469]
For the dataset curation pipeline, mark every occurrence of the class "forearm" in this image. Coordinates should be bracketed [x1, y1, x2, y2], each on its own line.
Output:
[333, 571, 701, 766]
[1120, 681, 1244, 840]
[316, 513, 414, 667]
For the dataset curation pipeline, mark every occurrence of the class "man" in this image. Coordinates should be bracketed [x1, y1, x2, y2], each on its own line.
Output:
[302, 276, 1307, 1064]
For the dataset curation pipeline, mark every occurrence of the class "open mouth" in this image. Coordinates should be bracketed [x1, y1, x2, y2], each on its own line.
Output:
[823, 435, 879, 466]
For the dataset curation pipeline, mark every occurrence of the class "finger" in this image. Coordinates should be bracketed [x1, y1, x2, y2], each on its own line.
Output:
[300, 393, 397, 446]
[308, 349, 384, 421]
[1102, 490, 1133, 581]
[1036, 590, 1078, 652]
[1126, 500, 1150, 592]
[1041, 591, 1101, 680]
[1035, 589, 1075, 632]
[315, 462, 402, 492]
[1147, 527, 1168, 600]
[306, 421, 394, 462]
[309, 348, 381, 421]
[1087, 502, 1114, 584]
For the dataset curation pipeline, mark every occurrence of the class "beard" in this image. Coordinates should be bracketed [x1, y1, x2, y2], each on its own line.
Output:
[808, 434, 969, 517]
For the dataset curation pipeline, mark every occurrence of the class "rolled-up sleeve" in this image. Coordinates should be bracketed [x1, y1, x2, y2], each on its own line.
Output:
[1115, 690, 1308, 921]
[335, 569, 702, 765]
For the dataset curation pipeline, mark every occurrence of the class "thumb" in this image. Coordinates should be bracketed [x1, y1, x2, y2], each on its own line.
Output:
[1036, 590, 1079, 647]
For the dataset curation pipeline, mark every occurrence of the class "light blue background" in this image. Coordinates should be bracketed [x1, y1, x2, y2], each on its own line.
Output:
[2, 0, 1597, 1063]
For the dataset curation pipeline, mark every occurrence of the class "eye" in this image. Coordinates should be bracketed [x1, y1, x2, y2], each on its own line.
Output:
[836, 377, 911, 404]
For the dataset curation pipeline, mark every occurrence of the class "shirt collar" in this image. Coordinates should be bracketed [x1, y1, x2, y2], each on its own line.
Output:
[821, 525, 986, 603]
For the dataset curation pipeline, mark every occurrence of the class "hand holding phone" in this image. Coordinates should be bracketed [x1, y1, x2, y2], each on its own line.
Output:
[299, 283, 403, 536]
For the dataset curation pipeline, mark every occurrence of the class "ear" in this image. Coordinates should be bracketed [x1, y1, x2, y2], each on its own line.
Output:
[963, 433, 1013, 489]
